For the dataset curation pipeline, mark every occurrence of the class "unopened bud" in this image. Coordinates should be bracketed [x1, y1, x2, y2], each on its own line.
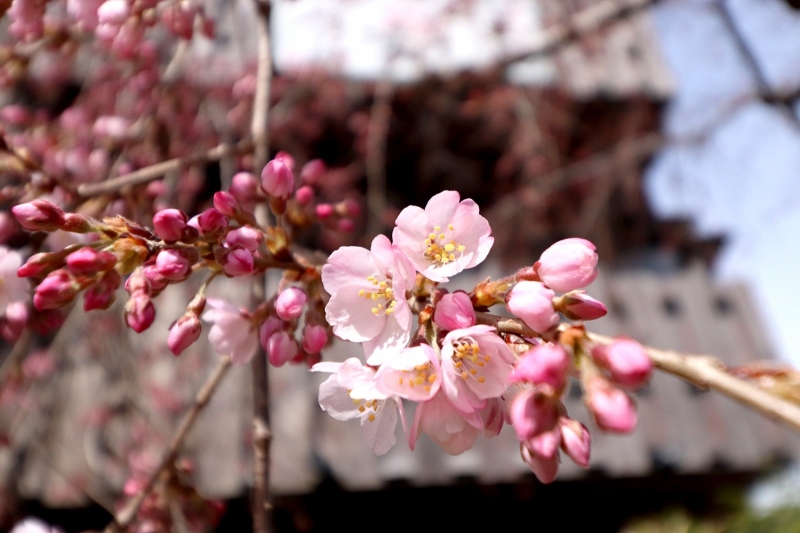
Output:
[261, 157, 295, 200]
[433, 291, 476, 331]
[267, 331, 297, 367]
[33, 269, 80, 310]
[591, 337, 652, 389]
[153, 208, 188, 242]
[505, 280, 559, 333]
[12, 200, 65, 232]
[168, 314, 202, 355]
[125, 290, 155, 332]
[555, 290, 607, 321]
[302, 324, 327, 353]
[275, 287, 307, 320]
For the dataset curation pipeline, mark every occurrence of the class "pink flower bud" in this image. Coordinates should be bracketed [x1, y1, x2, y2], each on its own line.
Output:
[33, 270, 80, 310]
[260, 157, 294, 200]
[510, 343, 569, 392]
[275, 151, 295, 169]
[521, 445, 559, 484]
[294, 185, 314, 205]
[506, 281, 559, 333]
[225, 226, 262, 251]
[433, 291, 476, 330]
[196, 208, 228, 235]
[591, 338, 652, 389]
[83, 270, 121, 311]
[66, 247, 106, 276]
[560, 418, 591, 468]
[60, 213, 95, 233]
[267, 331, 297, 367]
[230, 172, 260, 205]
[97, 0, 130, 25]
[155, 249, 191, 281]
[315, 203, 334, 219]
[259, 317, 282, 350]
[528, 427, 561, 460]
[125, 290, 155, 332]
[142, 265, 168, 292]
[12, 200, 65, 232]
[275, 287, 307, 320]
[213, 191, 240, 217]
[302, 324, 327, 353]
[509, 390, 560, 445]
[300, 159, 325, 184]
[153, 208, 187, 242]
[168, 314, 201, 355]
[585, 379, 638, 433]
[221, 247, 253, 277]
[18, 253, 57, 278]
[556, 290, 607, 321]
[535, 238, 599, 293]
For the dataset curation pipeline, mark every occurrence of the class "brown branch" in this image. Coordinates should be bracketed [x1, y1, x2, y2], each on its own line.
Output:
[104, 357, 233, 533]
[249, 2, 274, 533]
[365, 79, 394, 236]
[76, 139, 254, 198]
[496, 0, 658, 70]
[476, 312, 800, 432]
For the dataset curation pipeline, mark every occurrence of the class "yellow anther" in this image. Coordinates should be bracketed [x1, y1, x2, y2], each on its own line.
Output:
[434, 254, 441, 261]
[372, 308, 380, 315]
[371, 293, 378, 300]
[425, 386, 431, 392]
[429, 233, 437, 240]
[477, 361, 485, 367]
[461, 372, 468, 380]
[469, 368, 477, 375]
[441, 256, 450, 264]
[427, 374, 437, 383]
[385, 307, 394, 315]
[398, 377, 404, 385]
[454, 361, 462, 368]
[448, 224, 454, 231]
[448, 254, 456, 262]
[359, 406, 366, 412]
[434, 226, 441, 231]
[444, 243, 455, 252]
[414, 376, 425, 385]
[457, 245, 466, 252]
[379, 281, 387, 288]
[477, 377, 486, 383]
[439, 233, 446, 240]
[368, 414, 376, 422]
[358, 289, 365, 297]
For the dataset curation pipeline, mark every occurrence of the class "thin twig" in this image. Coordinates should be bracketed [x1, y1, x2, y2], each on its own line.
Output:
[76, 139, 254, 198]
[249, 2, 274, 533]
[475, 312, 800, 432]
[496, 0, 658, 70]
[104, 357, 233, 533]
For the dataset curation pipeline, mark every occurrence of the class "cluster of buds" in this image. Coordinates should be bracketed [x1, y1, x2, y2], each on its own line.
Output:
[312, 190, 652, 483]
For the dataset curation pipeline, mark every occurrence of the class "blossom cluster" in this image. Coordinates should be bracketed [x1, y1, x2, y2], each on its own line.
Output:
[313, 190, 652, 483]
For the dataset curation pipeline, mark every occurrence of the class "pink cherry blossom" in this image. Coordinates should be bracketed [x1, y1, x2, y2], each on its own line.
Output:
[167, 314, 201, 355]
[560, 418, 591, 468]
[509, 343, 570, 393]
[12, 200, 65, 232]
[535, 238, 599, 293]
[440, 324, 516, 414]
[410, 389, 481, 455]
[591, 337, 652, 389]
[375, 344, 441, 402]
[275, 287, 307, 320]
[312, 358, 400, 455]
[261, 157, 294, 199]
[433, 291, 475, 331]
[155, 249, 191, 281]
[202, 298, 259, 365]
[521, 444, 559, 484]
[509, 389, 561, 446]
[585, 377, 638, 433]
[392, 190, 493, 282]
[506, 281, 559, 333]
[266, 331, 297, 367]
[152, 208, 187, 242]
[322, 234, 416, 364]
[301, 324, 328, 353]
[556, 290, 608, 320]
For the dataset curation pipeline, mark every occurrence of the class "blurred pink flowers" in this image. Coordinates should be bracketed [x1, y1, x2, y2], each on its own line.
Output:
[203, 298, 259, 365]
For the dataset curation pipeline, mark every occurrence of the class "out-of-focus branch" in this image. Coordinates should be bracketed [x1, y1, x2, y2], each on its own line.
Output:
[249, 2, 274, 533]
[104, 357, 233, 533]
[476, 312, 800, 432]
[497, 0, 658, 69]
[76, 139, 254, 198]
[365, 79, 394, 236]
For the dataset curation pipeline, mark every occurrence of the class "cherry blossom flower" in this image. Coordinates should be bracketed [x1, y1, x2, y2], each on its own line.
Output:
[374, 344, 441, 402]
[392, 190, 493, 282]
[410, 389, 481, 455]
[440, 324, 516, 414]
[312, 358, 401, 455]
[535, 238, 598, 293]
[433, 291, 475, 331]
[322, 234, 415, 364]
[202, 298, 259, 365]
